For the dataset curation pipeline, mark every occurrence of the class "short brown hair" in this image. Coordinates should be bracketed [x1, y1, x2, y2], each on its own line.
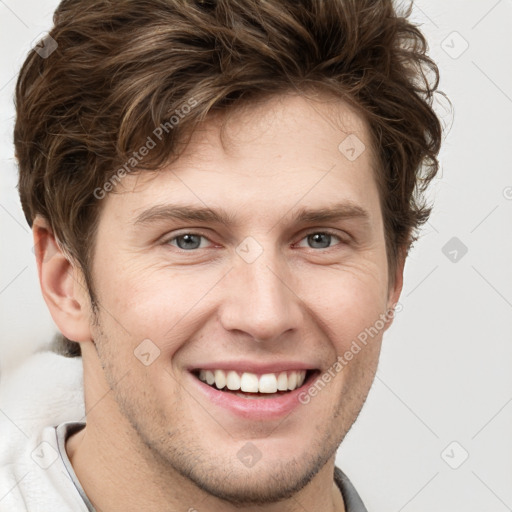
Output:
[15, 0, 444, 338]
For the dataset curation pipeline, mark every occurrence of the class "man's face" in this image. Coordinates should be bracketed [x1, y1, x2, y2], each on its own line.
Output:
[85, 93, 401, 504]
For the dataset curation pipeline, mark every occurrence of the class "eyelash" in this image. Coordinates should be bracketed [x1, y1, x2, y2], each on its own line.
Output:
[163, 230, 347, 252]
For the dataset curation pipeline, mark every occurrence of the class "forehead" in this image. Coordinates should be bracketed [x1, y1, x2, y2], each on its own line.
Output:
[104, 92, 380, 229]
[171, 92, 373, 174]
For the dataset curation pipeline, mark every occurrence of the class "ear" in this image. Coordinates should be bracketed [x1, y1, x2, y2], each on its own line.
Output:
[33, 215, 92, 343]
[383, 246, 407, 330]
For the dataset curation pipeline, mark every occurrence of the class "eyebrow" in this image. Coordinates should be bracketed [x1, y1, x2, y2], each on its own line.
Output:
[134, 201, 371, 228]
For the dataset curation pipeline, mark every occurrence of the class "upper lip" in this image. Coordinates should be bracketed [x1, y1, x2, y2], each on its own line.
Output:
[188, 360, 318, 375]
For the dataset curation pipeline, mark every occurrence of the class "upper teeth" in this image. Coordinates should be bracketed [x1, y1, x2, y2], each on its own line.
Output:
[198, 370, 307, 393]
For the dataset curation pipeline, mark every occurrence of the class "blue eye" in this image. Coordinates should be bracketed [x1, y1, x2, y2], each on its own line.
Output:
[298, 232, 343, 249]
[168, 233, 210, 250]
[165, 230, 344, 252]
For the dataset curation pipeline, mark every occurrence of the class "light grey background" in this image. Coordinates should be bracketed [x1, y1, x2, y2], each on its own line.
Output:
[1, 1, 511, 510]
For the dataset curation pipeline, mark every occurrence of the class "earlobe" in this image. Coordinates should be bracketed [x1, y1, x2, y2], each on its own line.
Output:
[33, 216, 92, 343]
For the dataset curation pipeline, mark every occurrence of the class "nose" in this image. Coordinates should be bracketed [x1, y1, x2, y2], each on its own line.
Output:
[218, 244, 303, 343]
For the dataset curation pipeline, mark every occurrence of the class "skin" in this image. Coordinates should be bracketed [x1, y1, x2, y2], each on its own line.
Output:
[34, 92, 404, 512]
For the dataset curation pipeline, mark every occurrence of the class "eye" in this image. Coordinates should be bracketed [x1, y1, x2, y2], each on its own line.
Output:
[166, 233, 213, 251]
[296, 231, 344, 250]
[164, 230, 345, 252]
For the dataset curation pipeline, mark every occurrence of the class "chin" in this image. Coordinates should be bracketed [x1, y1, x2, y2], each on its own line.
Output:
[181, 455, 325, 506]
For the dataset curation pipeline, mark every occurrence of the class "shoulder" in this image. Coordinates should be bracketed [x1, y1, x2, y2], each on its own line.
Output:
[0, 349, 84, 465]
[0, 423, 89, 512]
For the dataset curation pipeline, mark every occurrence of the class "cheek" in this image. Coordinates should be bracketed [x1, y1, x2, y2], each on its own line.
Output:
[297, 264, 389, 343]
[93, 264, 222, 353]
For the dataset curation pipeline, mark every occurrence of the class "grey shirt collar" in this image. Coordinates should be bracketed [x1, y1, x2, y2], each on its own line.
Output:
[334, 465, 369, 512]
[56, 422, 96, 511]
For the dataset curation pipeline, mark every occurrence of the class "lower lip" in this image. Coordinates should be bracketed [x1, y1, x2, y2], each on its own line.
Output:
[187, 371, 318, 420]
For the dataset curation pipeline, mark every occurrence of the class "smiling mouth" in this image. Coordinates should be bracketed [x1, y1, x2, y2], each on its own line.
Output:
[191, 369, 316, 399]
